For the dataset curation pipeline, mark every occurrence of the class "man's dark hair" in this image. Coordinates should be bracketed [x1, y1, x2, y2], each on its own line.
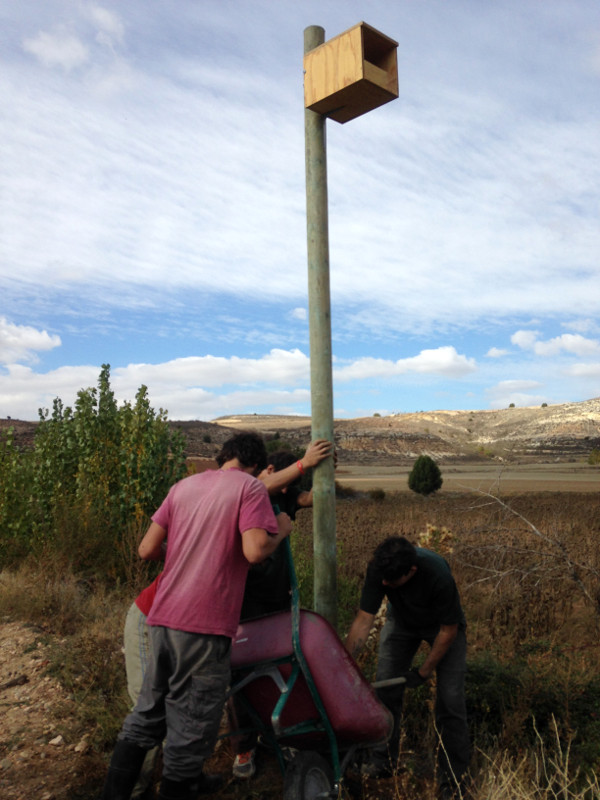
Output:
[268, 450, 299, 478]
[216, 431, 268, 471]
[370, 536, 417, 582]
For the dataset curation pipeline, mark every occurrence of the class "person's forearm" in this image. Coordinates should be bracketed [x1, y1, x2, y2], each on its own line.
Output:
[138, 521, 167, 560]
[296, 489, 313, 508]
[250, 531, 284, 562]
[242, 513, 293, 564]
[344, 612, 374, 659]
[419, 625, 457, 678]
[262, 461, 304, 494]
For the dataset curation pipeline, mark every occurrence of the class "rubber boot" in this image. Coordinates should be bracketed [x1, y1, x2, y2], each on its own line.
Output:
[101, 738, 148, 800]
[157, 773, 224, 800]
[196, 772, 224, 795]
[156, 777, 195, 800]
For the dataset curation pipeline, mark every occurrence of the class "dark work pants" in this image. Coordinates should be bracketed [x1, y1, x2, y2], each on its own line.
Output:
[120, 625, 231, 782]
[373, 615, 471, 785]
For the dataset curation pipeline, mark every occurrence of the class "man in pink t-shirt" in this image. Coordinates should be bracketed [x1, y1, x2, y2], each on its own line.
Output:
[101, 432, 292, 800]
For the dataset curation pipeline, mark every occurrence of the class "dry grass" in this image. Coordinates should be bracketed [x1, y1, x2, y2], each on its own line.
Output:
[1, 489, 599, 798]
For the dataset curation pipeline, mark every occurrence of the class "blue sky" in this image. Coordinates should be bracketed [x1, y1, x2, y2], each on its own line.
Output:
[1, 0, 599, 421]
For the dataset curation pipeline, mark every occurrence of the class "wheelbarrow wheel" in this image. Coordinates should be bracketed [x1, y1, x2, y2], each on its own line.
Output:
[283, 751, 334, 800]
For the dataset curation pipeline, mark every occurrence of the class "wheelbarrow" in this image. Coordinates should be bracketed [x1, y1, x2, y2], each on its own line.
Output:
[227, 539, 403, 799]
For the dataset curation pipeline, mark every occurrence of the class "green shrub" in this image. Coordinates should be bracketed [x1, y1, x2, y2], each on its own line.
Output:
[588, 449, 600, 465]
[335, 481, 357, 498]
[463, 652, 600, 776]
[266, 437, 292, 454]
[408, 455, 443, 496]
[368, 487, 386, 501]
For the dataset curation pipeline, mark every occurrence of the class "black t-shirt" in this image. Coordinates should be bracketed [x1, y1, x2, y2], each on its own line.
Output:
[359, 547, 466, 633]
[239, 487, 302, 621]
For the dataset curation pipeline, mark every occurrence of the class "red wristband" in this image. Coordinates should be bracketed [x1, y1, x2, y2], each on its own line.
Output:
[296, 460, 305, 475]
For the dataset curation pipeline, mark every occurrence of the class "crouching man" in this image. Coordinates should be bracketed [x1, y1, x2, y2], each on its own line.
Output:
[344, 536, 470, 799]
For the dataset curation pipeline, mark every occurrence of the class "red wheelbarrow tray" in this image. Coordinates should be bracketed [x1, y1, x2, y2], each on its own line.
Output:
[230, 606, 394, 753]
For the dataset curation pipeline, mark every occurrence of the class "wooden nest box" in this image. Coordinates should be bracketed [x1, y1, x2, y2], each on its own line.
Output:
[304, 22, 398, 124]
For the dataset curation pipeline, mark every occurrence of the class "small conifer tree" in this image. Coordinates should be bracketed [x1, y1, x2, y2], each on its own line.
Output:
[408, 454, 443, 496]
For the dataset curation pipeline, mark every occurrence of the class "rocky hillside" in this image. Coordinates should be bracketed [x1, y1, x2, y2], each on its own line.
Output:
[213, 398, 600, 465]
[2, 398, 600, 466]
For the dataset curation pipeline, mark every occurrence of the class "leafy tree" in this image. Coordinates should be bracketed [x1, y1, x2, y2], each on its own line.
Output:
[408, 455, 443, 496]
[0, 365, 187, 576]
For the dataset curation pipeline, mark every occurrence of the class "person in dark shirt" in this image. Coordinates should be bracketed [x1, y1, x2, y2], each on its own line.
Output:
[345, 536, 470, 799]
[232, 442, 332, 779]
[239, 449, 313, 621]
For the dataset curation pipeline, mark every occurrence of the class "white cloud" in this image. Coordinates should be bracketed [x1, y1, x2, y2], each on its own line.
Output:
[486, 379, 545, 409]
[511, 329, 600, 356]
[486, 347, 508, 358]
[334, 347, 476, 381]
[115, 349, 310, 391]
[0, 318, 61, 364]
[290, 308, 307, 321]
[0, 363, 99, 419]
[564, 362, 600, 379]
[0, 350, 312, 419]
[561, 318, 599, 335]
[89, 6, 125, 46]
[0, 345, 477, 420]
[144, 387, 311, 421]
[22, 29, 89, 71]
[511, 330, 539, 350]
[535, 334, 600, 357]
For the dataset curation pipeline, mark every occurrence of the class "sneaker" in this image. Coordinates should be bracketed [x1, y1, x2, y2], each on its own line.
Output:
[232, 749, 256, 779]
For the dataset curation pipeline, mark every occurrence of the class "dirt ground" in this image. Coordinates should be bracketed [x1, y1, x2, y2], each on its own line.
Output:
[0, 622, 105, 800]
[0, 619, 375, 800]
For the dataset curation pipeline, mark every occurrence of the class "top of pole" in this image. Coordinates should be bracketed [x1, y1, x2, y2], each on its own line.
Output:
[304, 25, 325, 54]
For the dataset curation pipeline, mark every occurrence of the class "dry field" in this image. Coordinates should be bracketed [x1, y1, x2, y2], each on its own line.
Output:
[205, 487, 600, 798]
[335, 461, 600, 493]
[1, 486, 599, 800]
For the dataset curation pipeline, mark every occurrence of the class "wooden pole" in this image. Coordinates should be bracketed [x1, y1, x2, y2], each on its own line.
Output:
[304, 25, 337, 627]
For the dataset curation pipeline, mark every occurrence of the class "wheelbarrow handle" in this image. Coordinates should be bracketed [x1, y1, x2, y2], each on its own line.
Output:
[371, 676, 407, 689]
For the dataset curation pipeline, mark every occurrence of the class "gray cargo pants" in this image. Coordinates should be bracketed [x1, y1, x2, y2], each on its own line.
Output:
[120, 624, 231, 782]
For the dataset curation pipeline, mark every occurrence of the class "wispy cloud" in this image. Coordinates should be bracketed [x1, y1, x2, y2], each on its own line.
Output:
[1, 1, 599, 419]
[22, 28, 89, 71]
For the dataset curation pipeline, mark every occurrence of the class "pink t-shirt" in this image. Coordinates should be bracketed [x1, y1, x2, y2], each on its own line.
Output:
[146, 468, 277, 638]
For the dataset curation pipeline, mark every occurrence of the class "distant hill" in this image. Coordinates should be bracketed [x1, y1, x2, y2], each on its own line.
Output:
[213, 398, 600, 465]
[2, 398, 600, 466]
